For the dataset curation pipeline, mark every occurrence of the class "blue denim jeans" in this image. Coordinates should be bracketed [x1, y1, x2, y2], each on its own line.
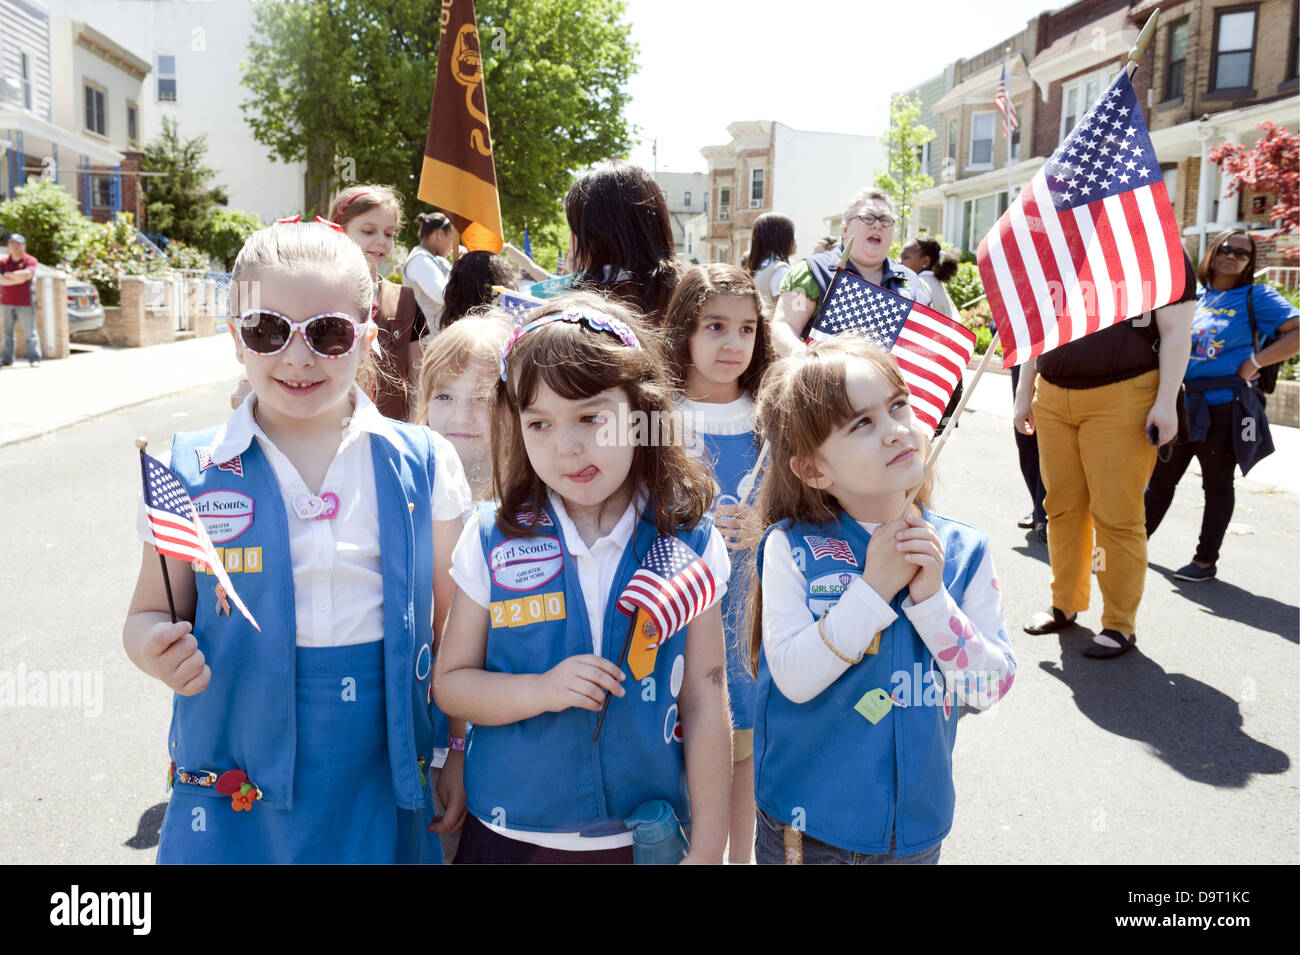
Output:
[754, 807, 941, 865]
[2, 304, 40, 364]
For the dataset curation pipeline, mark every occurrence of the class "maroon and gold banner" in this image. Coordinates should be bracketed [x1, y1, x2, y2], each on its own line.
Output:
[417, 0, 503, 252]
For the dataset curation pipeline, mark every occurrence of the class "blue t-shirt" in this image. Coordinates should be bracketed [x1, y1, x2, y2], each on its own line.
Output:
[1188, 284, 1298, 405]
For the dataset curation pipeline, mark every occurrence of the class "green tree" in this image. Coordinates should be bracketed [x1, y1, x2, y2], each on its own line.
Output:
[198, 208, 264, 270]
[239, 0, 638, 250]
[140, 117, 229, 245]
[0, 180, 91, 266]
[875, 94, 935, 239]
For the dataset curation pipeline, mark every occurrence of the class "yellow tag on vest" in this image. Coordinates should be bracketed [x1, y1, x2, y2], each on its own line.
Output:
[854, 688, 894, 724]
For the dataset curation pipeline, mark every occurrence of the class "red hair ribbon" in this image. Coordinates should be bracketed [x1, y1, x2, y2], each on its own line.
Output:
[335, 190, 372, 221]
[275, 215, 345, 234]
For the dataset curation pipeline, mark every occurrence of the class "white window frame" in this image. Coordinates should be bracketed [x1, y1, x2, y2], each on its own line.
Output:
[683, 190, 691, 208]
[157, 53, 177, 102]
[750, 168, 764, 208]
[91, 174, 113, 209]
[1059, 69, 1110, 144]
[84, 82, 107, 137]
[718, 186, 731, 221]
[20, 51, 34, 110]
[968, 112, 995, 169]
[127, 100, 139, 143]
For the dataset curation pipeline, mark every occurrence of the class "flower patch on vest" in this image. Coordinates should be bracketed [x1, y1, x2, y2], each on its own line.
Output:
[489, 536, 564, 592]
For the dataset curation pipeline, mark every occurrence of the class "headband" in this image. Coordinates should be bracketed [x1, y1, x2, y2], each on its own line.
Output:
[499, 308, 642, 381]
[276, 215, 345, 234]
[335, 190, 373, 222]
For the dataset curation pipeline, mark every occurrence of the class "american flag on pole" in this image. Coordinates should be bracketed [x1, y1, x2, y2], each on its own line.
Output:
[995, 63, 1019, 135]
[141, 451, 261, 631]
[806, 271, 977, 433]
[616, 536, 717, 646]
[977, 70, 1184, 368]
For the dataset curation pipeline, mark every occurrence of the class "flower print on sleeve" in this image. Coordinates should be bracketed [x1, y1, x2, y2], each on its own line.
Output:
[902, 548, 1015, 710]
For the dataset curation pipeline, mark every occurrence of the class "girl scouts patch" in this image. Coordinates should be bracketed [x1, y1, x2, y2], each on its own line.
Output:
[192, 490, 254, 543]
[489, 536, 563, 592]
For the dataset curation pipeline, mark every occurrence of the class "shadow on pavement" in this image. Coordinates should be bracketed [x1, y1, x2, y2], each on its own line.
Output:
[1148, 561, 1299, 645]
[1009, 530, 1051, 565]
[123, 802, 166, 850]
[1038, 638, 1290, 787]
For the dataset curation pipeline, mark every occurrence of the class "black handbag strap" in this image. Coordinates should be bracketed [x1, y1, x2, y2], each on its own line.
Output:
[1246, 283, 1260, 353]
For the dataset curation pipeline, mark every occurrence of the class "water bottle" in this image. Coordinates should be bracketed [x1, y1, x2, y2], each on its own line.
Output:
[625, 799, 689, 865]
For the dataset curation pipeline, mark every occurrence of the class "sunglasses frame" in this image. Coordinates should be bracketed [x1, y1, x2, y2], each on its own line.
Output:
[235, 308, 367, 359]
[1216, 245, 1252, 260]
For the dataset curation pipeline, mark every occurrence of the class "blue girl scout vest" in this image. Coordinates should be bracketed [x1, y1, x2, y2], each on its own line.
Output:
[465, 499, 714, 836]
[167, 422, 443, 812]
[753, 509, 985, 856]
[694, 427, 762, 730]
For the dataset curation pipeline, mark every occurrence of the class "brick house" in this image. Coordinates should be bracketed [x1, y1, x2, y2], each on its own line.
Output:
[912, 0, 1299, 266]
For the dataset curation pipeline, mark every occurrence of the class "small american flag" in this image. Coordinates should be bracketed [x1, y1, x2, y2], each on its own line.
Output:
[616, 535, 716, 646]
[995, 63, 1018, 136]
[496, 287, 543, 322]
[806, 271, 976, 432]
[978, 70, 1183, 367]
[141, 451, 260, 631]
[196, 447, 243, 477]
[803, 535, 856, 565]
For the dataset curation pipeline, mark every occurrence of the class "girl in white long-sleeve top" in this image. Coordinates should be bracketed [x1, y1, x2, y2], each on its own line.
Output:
[747, 335, 1015, 865]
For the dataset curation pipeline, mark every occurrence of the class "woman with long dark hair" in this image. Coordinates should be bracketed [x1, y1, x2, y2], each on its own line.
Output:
[564, 160, 681, 324]
[440, 251, 515, 330]
[1144, 228, 1299, 582]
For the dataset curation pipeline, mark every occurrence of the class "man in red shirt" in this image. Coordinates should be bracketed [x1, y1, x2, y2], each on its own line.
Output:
[2, 233, 41, 367]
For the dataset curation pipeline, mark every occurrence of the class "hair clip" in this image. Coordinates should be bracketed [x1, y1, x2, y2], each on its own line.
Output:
[275, 215, 345, 234]
[335, 190, 372, 220]
[498, 308, 641, 381]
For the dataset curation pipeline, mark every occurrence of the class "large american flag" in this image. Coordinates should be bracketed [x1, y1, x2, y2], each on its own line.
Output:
[978, 70, 1183, 368]
[806, 271, 977, 433]
[616, 535, 716, 646]
[995, 63, 1018, 135]
[141, 451, 260, 631]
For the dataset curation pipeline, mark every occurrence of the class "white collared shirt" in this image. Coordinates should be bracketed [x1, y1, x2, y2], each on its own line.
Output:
[449, 488, 731, 852]
[138, 385, 472, 647]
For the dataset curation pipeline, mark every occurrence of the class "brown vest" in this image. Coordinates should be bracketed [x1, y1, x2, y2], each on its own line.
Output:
[370, 282, 419, 420]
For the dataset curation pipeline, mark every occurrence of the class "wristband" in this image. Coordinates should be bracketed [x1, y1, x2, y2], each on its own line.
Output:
[818, 607, 867, 665]
[1246, 353, 1261, 370]
[448, 736, 466, 752]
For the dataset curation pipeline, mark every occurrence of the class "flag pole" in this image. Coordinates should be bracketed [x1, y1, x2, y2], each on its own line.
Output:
[592, 613, 638, 742]
[1004, 49, 1013, 207]
[1124, 9, 1161, 81]
[137, 437, 178, 624]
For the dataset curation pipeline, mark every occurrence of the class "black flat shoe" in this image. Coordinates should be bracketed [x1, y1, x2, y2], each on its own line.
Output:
[1083, 629, 1136, 658]
[1023, 607, 1077, 634]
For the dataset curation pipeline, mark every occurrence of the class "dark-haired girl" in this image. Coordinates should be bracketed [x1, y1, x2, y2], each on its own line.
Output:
[900, 236, 960, 319]
[564, 161, 682, 325]
[664, 264, 774, 863]
[440, 250, 515, 330]
[435, 292, 731, 863]
[403, 211, 454, 332]
[745, 213, 797, 309]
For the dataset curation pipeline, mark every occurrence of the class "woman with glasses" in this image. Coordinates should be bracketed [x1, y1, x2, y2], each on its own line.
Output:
[1144, 229, 1299, 582]
[770, 189, 931, 356]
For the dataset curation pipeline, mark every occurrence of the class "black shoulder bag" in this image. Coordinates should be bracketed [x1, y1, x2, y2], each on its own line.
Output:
[1246, 284, 1282, 394]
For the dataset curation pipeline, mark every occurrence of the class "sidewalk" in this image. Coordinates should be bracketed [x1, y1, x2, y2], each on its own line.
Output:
[959, 365, 1300, 495]
[0, 333, 241, 447]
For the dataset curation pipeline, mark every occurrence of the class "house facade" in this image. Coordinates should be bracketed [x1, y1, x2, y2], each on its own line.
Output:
[1, 0, 128, 223]
[911, 0, 1299, 264]
[699, 121, 885, 266]
[653, 170, 709, 260]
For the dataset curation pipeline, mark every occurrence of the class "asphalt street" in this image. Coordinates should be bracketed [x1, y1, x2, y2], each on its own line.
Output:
[1, 378, 1296, 864]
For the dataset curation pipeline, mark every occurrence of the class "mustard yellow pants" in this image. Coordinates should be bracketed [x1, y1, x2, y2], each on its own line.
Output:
[1031, 369, 1159, 634]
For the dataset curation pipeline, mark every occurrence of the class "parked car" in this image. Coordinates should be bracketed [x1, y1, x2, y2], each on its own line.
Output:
[33, 265, 105, 336]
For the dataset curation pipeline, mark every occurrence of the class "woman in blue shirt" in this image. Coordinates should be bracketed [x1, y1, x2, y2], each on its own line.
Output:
[1145, 229, 1299, 581]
